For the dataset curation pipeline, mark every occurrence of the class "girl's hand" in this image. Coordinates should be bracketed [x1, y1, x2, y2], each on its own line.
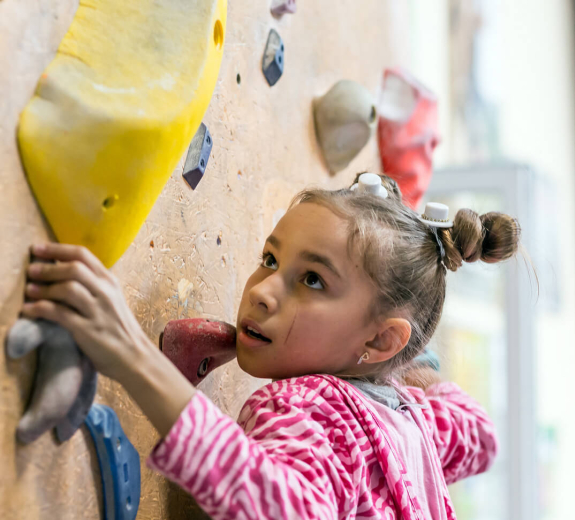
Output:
[21, 243, 154, 382]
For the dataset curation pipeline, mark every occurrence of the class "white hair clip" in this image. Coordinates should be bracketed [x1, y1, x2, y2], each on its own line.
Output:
[419, 202, 453, 228]
[350, 173, 388, 199]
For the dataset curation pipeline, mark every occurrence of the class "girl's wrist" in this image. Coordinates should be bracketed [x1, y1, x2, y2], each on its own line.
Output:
[122, 336, 197, 437]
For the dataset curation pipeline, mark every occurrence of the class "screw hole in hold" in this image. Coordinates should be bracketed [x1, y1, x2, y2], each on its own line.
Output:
[206, 135, 211, 145]
[200, 159, 205, 168]
[213, 19, 224, 49]
[369, 105, 377, 123]
[281, 44, 284, 52]
[278, 55, 282, 64]
[236, 73, 241, 85]
[102, 195, 118, 209]
[116, 437, 122, 451]
[197, 358, 210, 378]
[126, 496, 132, 511]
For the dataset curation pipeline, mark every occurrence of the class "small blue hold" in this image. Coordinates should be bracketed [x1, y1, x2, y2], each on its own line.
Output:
[262, 29, 284, 87]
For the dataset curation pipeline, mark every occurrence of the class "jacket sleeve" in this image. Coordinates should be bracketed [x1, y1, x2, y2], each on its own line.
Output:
[147, 387, 357, 520]
[402, 382, 499, 485]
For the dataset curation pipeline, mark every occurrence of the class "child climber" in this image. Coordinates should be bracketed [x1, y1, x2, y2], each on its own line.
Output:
[20, 173, 520, 519]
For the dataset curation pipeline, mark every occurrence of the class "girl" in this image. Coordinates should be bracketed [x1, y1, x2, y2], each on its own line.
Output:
[20, 173, 519, 519]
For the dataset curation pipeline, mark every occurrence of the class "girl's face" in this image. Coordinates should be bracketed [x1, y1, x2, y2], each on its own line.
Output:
[236, 203, 382, 380]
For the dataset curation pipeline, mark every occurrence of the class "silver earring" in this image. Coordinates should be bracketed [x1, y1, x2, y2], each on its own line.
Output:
[357, 352, 370, 365]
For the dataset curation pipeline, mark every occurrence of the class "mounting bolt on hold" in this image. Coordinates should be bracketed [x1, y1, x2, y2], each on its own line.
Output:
[183, 122, 213, 190]
[271, 0, 296, 17]
[197, 358, 210, 378]
[262, 29, 284, 87]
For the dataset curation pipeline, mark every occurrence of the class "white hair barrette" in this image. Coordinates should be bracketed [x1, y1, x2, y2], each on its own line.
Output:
[419, 202, 453, 229]
[350, 173, 388, 199]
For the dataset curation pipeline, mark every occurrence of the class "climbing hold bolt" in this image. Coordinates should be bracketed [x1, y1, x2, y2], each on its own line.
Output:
[262, 29, 284, 87]
[183, 123, 213, 190]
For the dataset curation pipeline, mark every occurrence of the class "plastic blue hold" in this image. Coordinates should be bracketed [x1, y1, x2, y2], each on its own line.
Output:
[262, 29, 284, 86]
[85, 404, 141, 520]
[183, 122, 213, 190]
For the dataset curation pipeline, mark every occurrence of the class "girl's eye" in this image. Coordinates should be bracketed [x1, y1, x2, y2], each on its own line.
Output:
[261, 252, 278, 270]
[303, 272, 324, 290]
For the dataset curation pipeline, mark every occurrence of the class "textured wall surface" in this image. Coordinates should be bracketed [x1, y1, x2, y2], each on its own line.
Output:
[0, 1, 407, 518]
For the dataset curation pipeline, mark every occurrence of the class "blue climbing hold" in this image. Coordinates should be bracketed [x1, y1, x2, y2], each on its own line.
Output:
[262, 29, 284, 86]
[85, 404, 141, 520]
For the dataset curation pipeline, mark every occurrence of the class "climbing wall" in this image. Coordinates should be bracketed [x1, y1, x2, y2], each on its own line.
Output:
[0, 0, 409, 518]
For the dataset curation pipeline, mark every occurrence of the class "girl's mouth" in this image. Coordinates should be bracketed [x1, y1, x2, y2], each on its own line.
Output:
[245, 326, 271, 342]
[238, 320, 272, 348]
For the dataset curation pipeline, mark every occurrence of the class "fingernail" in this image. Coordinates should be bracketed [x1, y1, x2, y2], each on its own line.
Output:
[28, 264, 41, 276]
[32, 244, 46, 254]
[22, 303, 33, 312]
[26, 283, 39, 294]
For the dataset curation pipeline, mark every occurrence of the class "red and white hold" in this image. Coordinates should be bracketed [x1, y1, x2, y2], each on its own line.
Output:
[271, 0, 296, 16]
[377, 68, 440, 211]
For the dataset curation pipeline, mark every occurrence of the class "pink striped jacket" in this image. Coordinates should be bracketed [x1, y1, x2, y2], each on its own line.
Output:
[148, 374, 498, 519]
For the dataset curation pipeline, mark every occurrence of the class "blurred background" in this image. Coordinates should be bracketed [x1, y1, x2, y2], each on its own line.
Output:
[404, 1, 575, 519]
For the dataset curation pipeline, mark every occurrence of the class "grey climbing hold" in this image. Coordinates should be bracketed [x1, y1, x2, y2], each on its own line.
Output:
[6, 318, 50, 359]
[14, 324, 83, 444]
[183, 122, 213, 190]
[262, 29, 284, 87]
[313, 80, 378, 174]
[6, 317, 97, 444]
[56, 356, 98, 442]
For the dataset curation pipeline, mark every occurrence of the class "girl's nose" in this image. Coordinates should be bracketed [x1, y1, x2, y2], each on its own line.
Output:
[249, 275, 281, 314]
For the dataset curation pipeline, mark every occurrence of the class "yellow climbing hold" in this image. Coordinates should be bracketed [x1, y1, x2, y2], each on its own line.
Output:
[18, 0, 227, 267]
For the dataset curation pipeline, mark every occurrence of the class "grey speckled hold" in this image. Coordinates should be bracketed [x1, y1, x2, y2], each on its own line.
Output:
[313, 80, 378, 174]
[6, 318, 97, 444]
[56, 355, 98, 442]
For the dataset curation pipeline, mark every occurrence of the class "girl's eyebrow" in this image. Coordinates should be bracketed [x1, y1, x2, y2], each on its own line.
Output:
[299, 251, 342, 279]
[265, 235, 342, 279]
[266, 235, 281, 249]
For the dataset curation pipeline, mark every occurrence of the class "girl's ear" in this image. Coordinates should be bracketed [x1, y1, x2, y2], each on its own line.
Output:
[364, 318, 411, 364]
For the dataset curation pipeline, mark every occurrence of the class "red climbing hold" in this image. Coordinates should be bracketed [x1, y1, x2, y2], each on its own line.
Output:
[377, 68, 440, 210]
[160, 318, 237, 385]
[271, 0, 296, 16]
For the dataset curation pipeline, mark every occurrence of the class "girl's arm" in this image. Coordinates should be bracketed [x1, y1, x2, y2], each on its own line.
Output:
[122, 344, 196, 437]
[403, 379, 499, 485]
[148, 386, 353, 520]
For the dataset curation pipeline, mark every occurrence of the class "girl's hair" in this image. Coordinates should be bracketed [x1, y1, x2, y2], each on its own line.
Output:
[289, 173, 521, 381]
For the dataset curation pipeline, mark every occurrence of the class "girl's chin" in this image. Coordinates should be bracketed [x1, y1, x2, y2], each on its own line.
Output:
[237, 352, 295, 380]
[237, 357, 276, 379]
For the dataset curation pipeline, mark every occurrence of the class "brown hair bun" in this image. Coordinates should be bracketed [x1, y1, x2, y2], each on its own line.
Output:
[439, 209, 521, 272]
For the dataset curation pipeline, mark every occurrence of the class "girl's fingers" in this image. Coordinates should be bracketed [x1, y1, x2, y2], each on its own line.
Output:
[27, 259, 105, 298]
[21, 299, 86, 336]
[31, 243, 110, 279]
[26, 281, 96, 318]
